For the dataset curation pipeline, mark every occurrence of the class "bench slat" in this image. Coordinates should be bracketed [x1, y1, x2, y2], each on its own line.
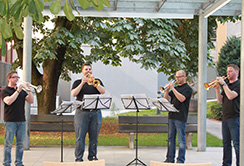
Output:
[30, 124, 74, 132]
[119, 124, 197, 133]
[31, 115, 74, 123]
[118, 116, 197, 124]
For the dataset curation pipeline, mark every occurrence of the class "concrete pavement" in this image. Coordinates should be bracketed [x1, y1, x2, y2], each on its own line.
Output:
[0, 145, 236, 166]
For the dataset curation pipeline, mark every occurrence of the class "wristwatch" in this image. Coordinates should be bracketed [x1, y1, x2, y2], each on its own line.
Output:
[222, 82, 227, 86]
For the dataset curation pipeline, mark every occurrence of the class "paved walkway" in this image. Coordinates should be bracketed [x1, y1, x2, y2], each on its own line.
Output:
[0, 146, 235, 166]
[0, 119, 230, 166]
[206, 118, 222, 139]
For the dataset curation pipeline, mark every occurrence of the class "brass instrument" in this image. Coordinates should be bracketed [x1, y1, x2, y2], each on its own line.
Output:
[17, 80, 42, 93]
[159, 80, 176, 93]
[85, 73, 101, 87]
[204, 76, 228, 90]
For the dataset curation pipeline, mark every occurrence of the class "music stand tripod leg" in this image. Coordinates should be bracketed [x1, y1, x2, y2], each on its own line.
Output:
[126, 97, 147, 166]
[61, 113, 64, 162]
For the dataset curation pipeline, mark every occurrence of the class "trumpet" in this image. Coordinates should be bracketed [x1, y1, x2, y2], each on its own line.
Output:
[17, 80, 42, 93]
[204, 76, 228, 90]
[85, 73, 101, 87]
[159, 80, 176, 93]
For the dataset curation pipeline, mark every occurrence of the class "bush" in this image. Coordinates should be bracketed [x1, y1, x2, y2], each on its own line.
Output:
[217, 36, 240, 76]
[210, 103, 223, 120]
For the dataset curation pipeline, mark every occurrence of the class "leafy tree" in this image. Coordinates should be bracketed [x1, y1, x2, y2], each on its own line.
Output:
[216, 36, 241, 76]
[9, 16, 240, 114]
[12, 16, 188, 114]
[0, 0, 110, 56]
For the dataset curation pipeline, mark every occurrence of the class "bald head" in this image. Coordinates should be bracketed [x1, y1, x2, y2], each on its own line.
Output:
[175, 70, 186, 85]
[176, 70, 186, 76]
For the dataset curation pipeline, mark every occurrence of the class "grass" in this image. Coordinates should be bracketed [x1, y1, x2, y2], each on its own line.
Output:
[206, 100, 220, 118]
[117, 108, 168, 116]
[0, 103, 223, 147]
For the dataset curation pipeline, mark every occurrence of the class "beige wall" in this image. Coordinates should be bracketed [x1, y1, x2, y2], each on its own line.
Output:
[216, 21, 227, 61]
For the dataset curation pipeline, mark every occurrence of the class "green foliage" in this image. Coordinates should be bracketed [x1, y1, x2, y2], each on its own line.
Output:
[217, 36, 241, 76]
[88, 18, 188, 79]
[9, 16, 241, 113]
[0, 0, 110, 56]
[210, 102, 223, 120]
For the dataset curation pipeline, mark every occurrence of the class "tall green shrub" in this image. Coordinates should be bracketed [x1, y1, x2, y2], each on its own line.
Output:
[210, 103, 223, 120]
[216, 36, 240, 76]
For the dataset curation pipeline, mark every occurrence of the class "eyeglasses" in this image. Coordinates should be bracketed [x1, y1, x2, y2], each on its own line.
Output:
[175, 75, 184, 79]
[11, 76, 20, 79]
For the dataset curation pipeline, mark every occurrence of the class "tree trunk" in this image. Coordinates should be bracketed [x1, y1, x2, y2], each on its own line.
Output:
[37, 59, 60, 114]
[14, 17, 71, 114]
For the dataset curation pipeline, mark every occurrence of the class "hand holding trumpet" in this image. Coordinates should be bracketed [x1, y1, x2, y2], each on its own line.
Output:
[160, 80, 176, 93]
[84, 73, 101, 87]
[17, 80, 42, 93]
[204, 76, 228, 90]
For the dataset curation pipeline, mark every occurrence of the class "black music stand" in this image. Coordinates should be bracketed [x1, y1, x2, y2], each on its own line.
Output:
[51, 101, 83, 162]
[121, 94, 150, 166]
[82, 94, 112, 158]
[150, 97, 178, 161]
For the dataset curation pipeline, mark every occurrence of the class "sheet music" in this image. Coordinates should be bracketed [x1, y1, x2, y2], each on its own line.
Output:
[120, 94, 150, 110]
[52, 100, 84, 114]
[150, 97, 179, 112]
[82, 94, 112, 109]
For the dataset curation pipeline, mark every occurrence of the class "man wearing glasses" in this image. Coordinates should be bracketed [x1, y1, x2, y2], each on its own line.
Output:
[1, 71, 34, 166]
[163, 70, 192, 163]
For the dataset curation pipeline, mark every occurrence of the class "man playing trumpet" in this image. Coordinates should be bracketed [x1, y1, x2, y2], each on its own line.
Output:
[214, 64, 240, 166]
[71, 63, 105, 162]
[1, 71, 34, 166]
[163, 70, 192, 163]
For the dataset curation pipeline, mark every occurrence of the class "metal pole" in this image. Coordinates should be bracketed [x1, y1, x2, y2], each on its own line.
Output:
[197, 9, 208, 152]
[23, 15, 33, 150]
[239, 0, 244, 164]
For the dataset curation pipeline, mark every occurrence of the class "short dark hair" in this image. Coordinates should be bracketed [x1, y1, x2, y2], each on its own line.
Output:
[227, 64, 239, 71]
[82, 63, 92, 70]
[6, 71, 17, 83]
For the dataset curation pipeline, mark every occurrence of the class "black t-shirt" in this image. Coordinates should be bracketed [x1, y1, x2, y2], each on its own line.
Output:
[221, 80, 240, 119]
[2, 87, 28, 122]
[168, 83, 192, 122]
[71, 78, 104, 101]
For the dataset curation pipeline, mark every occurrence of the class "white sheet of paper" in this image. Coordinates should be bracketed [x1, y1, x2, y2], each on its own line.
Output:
[120, 94, 150, 110]
[83, 94, 112, 109]
[150, 97, 179, 112]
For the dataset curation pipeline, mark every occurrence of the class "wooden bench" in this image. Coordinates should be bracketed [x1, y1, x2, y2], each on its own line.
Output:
[30, 114, 75, 132]
[118, 116, 197, 149]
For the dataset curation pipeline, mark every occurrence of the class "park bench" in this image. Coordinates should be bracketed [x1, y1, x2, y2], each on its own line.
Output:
[30, 114, 75, 132]
[118, 116, 197, 149]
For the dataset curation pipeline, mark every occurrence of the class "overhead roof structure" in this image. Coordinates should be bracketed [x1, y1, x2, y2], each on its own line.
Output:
[43, 0, 242, 18]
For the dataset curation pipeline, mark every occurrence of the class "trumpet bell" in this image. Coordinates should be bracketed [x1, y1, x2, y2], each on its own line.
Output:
[35, 85, 42, 93]
[203, 83, 211, 90]
[85, 73, 101, 87]
[94, 80, 100, 87]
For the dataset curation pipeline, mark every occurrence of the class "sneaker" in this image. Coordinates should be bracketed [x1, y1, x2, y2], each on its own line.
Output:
[88, 157, 98, 161]
[75, 159, 83, 162]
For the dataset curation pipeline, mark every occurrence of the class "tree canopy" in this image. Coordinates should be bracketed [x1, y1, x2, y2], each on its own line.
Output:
[217, 36, 241, 77]
[12, 16, 192, 114]
[0, 0, 110, 56]
[1, 0, 240, 114]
